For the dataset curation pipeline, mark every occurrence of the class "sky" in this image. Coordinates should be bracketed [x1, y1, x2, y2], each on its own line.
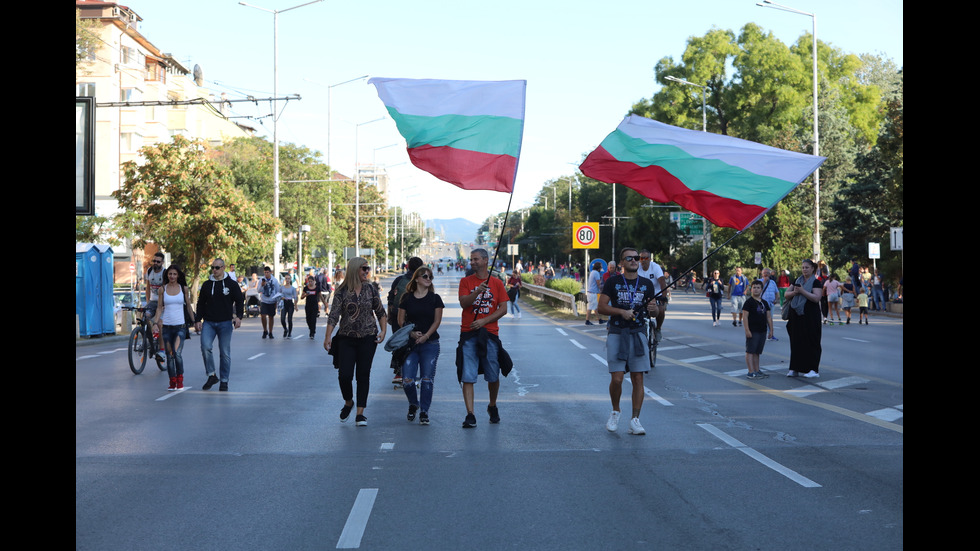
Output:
[131, 0, 903, 225]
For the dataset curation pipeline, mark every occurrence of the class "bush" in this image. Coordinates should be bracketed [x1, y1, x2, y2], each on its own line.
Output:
[547, 277, 583, 295]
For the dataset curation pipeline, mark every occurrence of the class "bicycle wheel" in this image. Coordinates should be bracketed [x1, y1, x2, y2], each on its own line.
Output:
[151, 330, 166, 371]
[128, 326, 147, 374]
[648, 321, 657, 369]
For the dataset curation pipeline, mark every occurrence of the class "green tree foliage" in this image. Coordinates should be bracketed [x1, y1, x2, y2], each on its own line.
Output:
[76, 215, 120, 247]
[825, 72, 902, 281]
[626, 23, 893, 273]
[216, 137, 349, 270]
[112, 135, 279, 299]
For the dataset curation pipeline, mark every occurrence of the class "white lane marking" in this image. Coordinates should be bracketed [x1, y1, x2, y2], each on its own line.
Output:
[698, 424, 821, 488]
[784, 386, 825, 397]
[569, 339, 586, 349]
[591, 353, 607, 366]
[817, 376, 869, 390]
[155, 388, 188, 401]
[379, 443, 394, 451]
[644, 387, 673, 406]
[866, 406, 903, 421]
[656, 345, 687, 352]
[684, 354, 723, 363]
[336, 488, 378, 549]
[77, 355, 100, 361]
[842, 337, 870, 343]
[247, 353, 265, 360]
[556, 328, 568, 336]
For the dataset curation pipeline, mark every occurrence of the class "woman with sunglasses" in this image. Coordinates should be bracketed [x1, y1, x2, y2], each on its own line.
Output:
[398, 267, 444, 425]
[324, 258, 387, 426]
[153, 264, 195, 390]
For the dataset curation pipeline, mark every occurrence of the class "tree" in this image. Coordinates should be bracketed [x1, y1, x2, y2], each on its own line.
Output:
[76, 215, 121, 247]
[216, 137, 348, 271]
[112, 135, 280, 300]
[75, 9, 101, 69]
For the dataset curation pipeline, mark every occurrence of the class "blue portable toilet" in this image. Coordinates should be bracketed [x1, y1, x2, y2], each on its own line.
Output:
[76, 243, 115, 336]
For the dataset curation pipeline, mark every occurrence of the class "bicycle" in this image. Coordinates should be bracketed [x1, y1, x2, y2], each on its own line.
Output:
[645, 315, 659, 369]
[122, 306, 165, 374]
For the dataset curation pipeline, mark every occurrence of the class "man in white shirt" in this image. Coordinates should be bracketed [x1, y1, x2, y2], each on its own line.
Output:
[637, 249, 668, 342]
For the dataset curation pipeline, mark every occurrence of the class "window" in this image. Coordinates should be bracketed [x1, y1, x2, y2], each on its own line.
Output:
[77, 82, 96, 97]
[120, 88, 142, 103]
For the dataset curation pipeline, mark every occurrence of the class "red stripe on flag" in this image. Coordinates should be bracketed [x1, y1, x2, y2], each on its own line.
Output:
[408, 144, 516, 193]
[580, 145, 766, 231]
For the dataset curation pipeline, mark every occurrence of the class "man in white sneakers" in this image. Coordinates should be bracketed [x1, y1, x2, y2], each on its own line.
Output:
[598, 247, 660, 435]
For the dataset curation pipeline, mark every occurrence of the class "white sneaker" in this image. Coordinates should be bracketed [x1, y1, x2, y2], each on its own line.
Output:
[786, 370, 798, 377]
[628, 417, 646, 435]
[606, 410, 621, 432]
[803, 370, 820, 378]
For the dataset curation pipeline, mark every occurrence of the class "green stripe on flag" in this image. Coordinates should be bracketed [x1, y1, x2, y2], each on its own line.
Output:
[386, 107, 523, 158]
[601, 129, 797, 208]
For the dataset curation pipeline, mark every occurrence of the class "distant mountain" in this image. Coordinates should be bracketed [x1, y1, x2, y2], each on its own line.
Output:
[425, 218, 481, 244]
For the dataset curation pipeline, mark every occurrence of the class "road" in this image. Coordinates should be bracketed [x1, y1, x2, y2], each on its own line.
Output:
[76, 270, 903, 550]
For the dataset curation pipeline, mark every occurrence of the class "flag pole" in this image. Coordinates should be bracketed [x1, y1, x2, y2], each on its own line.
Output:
[485, 190, 515, 286]
[634, 230, 743, 317]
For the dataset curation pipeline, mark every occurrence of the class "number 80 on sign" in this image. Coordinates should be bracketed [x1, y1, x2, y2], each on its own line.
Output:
[572, 222, 599, 249]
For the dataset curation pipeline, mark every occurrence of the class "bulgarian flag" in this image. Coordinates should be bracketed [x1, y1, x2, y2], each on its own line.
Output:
[368, 78, 527, 193]
[579, 115, 826, 231]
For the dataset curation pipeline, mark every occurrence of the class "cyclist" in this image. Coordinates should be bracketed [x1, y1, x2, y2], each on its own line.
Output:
[637, 249, 668, 343]
[144, 251, 166, 362]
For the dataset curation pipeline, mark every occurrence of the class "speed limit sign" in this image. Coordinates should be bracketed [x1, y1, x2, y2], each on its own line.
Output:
[573, 222, 599, 249]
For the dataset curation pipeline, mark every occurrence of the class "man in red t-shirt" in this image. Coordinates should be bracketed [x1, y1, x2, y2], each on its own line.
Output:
[458, 248, 509, 428]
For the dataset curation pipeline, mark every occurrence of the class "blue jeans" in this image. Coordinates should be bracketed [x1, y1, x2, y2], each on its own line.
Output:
[402, 339, 439, 412]
[709, 296, 722, 321]
[200, 320, 233, 382]
[461, 336, 499, 383]
[509, 291, 521, 314]
[872, 287, 885, 311]
[161, 324, 186, 378]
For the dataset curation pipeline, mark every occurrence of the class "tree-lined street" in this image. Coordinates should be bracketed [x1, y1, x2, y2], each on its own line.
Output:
[76, 271, 902, 549]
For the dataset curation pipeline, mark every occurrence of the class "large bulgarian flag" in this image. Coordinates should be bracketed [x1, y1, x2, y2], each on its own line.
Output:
[579, 115, 826, 231]
[368, 78, 526, 193]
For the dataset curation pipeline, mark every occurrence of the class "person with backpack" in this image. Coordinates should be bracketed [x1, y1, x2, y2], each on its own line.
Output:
[387, 257, 424, 386]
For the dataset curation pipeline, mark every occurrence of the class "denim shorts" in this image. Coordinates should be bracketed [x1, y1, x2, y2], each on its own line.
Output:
[745, 332, 766, 355]
[460, 337, 499, 383]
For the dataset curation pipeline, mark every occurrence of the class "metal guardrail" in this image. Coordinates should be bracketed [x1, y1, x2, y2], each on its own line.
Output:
[521, 282, 581, 316]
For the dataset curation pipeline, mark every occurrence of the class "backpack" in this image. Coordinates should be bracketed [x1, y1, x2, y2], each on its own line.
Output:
[388, 274, 410, 312]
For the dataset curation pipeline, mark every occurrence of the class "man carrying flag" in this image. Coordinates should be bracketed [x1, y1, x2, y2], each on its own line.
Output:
[369, 77, 527, 428]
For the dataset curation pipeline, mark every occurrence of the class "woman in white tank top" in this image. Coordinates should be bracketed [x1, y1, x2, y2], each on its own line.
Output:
[154, 265, 194, 391]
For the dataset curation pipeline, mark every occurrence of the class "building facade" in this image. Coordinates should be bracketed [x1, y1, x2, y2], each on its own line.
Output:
[76, 0, 255, 282]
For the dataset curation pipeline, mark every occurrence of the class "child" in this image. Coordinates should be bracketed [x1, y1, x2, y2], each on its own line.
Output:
[857, 286, 870, 325]
[742, 280, 773, 379]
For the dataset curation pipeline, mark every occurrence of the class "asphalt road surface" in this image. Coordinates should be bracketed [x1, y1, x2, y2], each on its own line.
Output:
[76, 270, 902, 550]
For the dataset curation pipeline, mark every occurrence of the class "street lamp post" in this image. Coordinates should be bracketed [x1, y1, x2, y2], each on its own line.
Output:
[239, 0, 324, 275]
[757, 0, 820, 260]
[664, 75, 710, 277]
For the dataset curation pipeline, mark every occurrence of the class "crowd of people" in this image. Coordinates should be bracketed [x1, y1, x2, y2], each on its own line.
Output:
[135, 246, 900, 435]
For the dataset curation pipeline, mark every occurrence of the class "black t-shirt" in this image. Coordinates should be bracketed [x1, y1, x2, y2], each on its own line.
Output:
[741, 296, 770, 333]
[399, 292, 445, 340]
[600, 274, 657, 329]
[302, 286, 320, 310]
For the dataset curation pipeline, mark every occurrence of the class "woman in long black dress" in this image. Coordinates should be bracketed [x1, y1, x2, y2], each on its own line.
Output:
[784, 259, 823, 378]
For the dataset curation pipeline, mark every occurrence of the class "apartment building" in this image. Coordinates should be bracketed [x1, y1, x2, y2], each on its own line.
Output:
[76, 0, 255, 279]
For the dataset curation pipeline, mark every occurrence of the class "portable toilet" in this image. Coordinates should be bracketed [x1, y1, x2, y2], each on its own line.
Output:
[76, 243, 115, 336]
